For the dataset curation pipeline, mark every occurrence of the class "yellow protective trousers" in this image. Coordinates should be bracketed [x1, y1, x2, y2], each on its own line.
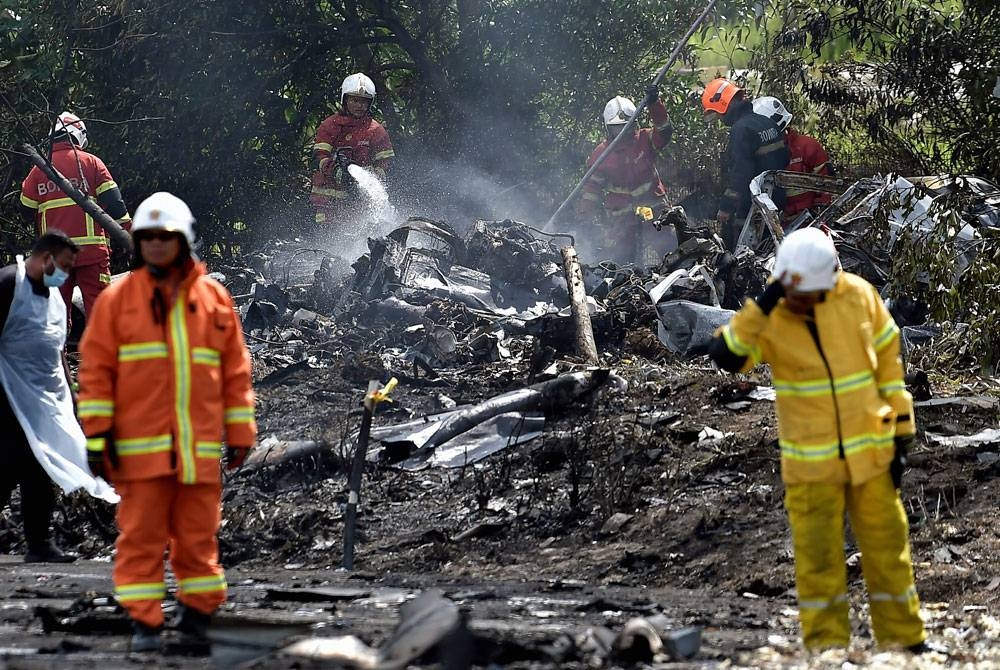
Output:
[784, 472, 926, 649]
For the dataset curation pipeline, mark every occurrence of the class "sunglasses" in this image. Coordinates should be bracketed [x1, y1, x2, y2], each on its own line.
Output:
[136, 230, 178, 242]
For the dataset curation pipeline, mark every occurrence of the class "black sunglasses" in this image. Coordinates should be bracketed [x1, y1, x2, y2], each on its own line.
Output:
[136, 230, 178, 242]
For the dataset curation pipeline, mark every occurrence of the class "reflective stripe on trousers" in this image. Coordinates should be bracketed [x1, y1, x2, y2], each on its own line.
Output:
[784, 473, 925, 649]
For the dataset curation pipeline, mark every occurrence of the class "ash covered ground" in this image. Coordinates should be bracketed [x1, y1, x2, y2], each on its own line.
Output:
[2, 215, 1000, 668]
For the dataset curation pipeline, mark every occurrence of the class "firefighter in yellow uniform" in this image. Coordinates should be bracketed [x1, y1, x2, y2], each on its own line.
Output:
[709, 228, 929, 652]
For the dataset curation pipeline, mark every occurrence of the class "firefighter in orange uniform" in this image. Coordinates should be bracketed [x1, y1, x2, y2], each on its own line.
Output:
[752, 96, 833, 223]
[78, 192, 256, 653]
[577, 85, 673, 264]
[310, 72, 394, 230]
[20, 112, 131, 325]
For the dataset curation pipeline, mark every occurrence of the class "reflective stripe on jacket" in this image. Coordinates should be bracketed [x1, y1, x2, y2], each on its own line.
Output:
[578, 98, 672, 219]
[719, 104, 790, 217]
[78, 262, 257, 483]
[311, 112, 393, 202]
[783, 129, 832, 217]
[717, 271, 914, 485]
[19, 142, 131, 266]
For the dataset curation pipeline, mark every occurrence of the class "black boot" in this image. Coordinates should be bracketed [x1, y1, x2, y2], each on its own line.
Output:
[130, 621, 162, 653]
[172, 603, 212, 655]
[907, 639, 949, 656]
[24, 539, 77, 564]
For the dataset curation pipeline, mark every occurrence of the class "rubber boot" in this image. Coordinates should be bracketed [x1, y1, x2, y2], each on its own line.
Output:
[173, 604, 212, 655]
[24, 539, 77, 564]
[130, 621, 162, 653]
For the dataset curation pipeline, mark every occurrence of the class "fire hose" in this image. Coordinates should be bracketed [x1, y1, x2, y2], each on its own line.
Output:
[544, 0, 719, 231]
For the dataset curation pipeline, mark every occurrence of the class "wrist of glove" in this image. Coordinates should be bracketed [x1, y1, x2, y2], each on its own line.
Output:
[87, 431, 118, 478]
[754, 280, 786, 315]
[890, 435, 913, 490]
[225, 446, 252, 471]
[645, 84, 659, 104]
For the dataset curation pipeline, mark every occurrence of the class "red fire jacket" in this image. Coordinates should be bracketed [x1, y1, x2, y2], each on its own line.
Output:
[20, 142, 131, 267]
[784, 128, 832, 218]
[578, 99, 672, 220]
[311, 112, 394, 204]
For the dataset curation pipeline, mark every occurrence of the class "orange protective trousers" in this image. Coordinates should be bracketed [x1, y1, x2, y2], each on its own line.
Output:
[113, 476, 226, 628]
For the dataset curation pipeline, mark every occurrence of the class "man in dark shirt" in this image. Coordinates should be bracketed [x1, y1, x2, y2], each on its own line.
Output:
[701, 78, 790, 251]
[0, 231, 80, 562]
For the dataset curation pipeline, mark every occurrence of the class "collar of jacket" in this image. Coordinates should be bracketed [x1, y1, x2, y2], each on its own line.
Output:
[51, 140, 80, 152]
[333, 112, 372, 128]
[140, 259, 206, 289]
[723, 99, 751, 126]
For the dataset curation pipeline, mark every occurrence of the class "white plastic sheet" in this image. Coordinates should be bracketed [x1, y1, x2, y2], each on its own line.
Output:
[0, 258, 118, 503]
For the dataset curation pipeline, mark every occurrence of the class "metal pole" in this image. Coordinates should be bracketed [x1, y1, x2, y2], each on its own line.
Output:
[545, 0, 719, 230]
[342, 378, 396, 570]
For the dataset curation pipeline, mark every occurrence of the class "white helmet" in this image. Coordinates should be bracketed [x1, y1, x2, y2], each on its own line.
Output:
[773, 227, 839, 292]
[132, 192, 196, 244]
[341, 73, 376, 106]
[53, 111, 87, 148]
[752, 96, 792, 132]
[602, 96, 636, 127]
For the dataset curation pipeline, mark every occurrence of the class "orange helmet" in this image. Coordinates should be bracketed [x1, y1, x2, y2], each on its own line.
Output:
[701, 78, 742, 116]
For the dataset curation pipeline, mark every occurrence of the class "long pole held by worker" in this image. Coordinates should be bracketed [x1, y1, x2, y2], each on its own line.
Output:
[19, 143, 134, 255]
[544, 0, 719, 231]
[342, 377, 397, 570]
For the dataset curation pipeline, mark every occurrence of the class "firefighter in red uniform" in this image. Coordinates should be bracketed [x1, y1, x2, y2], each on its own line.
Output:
[752, 96, 833, 224]
[577, 86, 672, 264]
[310, 73, 394, 231]
[19, 112, 131, 326]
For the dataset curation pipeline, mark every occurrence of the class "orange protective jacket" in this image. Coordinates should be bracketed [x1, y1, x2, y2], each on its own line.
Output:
[78, 262, 256, 484]
[578, 98, 672, 220]
[311, 112, 394, 203]
[19, 141, 131, 266]
[784, 128, 832, 217]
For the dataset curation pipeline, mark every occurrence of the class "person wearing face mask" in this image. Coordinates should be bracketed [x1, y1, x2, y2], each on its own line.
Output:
[707, 228, 933, 654]
[310, 73, 394, 230]
[78, 192, 256, 654]
[19, 112, 132, 329]
[0, 230, 119, 563]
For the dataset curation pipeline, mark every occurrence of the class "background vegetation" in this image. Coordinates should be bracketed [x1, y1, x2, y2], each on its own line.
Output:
[1, 0, 998, 277]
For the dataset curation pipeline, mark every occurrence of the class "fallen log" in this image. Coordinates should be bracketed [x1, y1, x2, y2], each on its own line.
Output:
[372, 369, 610, 463]
[19, 143, 132, 254]
[560, 245, 599, 364]
[238, 437, 320, 472]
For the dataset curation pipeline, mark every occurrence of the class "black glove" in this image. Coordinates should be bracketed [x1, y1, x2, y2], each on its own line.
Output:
[754, 280, 786, 315]
[890, 435, 912, 490]
[87, 431, 118, 479]
[645, 84, 659, 105]
[225, 446, 252, 471]
[335, 151, 352, 173]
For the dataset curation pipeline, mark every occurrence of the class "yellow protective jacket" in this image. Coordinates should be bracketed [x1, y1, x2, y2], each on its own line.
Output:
[77, 262, 256, 484]
[717, 271, 913, 485]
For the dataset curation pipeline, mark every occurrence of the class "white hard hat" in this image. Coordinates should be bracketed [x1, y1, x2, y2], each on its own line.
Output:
[53, 111, 88, 148]
[602, 96, 636, 127]
[341, 73, 376, 106]
[752, 96, 793, 132]
[773, 227, 839, 292]
[132, 192, 196, 244]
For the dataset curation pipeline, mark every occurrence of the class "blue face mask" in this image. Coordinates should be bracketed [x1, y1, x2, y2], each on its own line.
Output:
[43, 264, 69, 288]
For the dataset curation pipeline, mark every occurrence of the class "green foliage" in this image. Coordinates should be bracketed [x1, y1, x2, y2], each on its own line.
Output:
[880, 185, 1000, 373]
[746, 0, 1000, 181]
[0, 0, 747, 258]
